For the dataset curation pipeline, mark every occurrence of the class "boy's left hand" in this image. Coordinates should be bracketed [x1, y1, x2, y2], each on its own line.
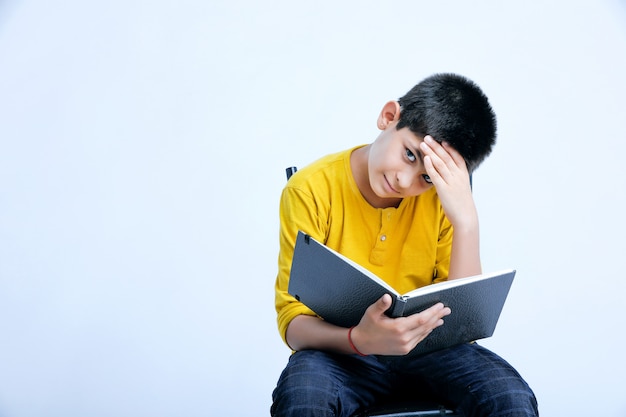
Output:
[420, 135, 477, 229]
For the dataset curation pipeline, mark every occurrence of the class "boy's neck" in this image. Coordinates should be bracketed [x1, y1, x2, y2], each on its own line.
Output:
[351, 146, 402, 209]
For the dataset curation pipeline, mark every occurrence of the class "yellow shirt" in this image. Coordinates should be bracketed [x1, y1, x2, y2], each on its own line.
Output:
[275, 146, 453, 345]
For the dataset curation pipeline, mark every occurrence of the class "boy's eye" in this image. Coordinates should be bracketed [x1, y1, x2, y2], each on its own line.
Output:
[405, 148, 416, 162]
[422, 174, 432, 184]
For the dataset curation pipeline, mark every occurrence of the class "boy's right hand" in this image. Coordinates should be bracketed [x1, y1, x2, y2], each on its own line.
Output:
[350, 294, 451, 356]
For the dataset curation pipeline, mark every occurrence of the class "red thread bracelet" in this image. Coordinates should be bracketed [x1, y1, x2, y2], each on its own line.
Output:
[348, 326, 367, 356]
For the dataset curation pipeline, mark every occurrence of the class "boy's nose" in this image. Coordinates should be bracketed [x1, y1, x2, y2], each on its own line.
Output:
[396, 170, 416, 189]
[397, 168, 427, 191]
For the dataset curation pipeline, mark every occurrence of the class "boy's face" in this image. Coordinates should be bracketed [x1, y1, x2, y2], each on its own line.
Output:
[367, 122, 434, 200]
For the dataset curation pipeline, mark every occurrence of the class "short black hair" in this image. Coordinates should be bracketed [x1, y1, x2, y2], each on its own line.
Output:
[397, 73, 497, 172]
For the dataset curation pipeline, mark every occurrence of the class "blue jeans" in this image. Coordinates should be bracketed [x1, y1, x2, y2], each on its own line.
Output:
[271, 343, 538, 417]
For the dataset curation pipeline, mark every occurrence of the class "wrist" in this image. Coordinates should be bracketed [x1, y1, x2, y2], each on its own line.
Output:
[347, 326, 367, 356]
[450, 210, 479, 233]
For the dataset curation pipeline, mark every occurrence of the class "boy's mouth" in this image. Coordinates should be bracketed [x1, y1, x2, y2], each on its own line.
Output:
[384, 175, 399, 194]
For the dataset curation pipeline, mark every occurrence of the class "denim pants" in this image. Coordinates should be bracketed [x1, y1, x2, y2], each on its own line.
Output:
[271, 343, 538, 417]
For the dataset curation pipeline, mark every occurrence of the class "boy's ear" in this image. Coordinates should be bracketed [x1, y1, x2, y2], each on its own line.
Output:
[377, 101, 401, 129]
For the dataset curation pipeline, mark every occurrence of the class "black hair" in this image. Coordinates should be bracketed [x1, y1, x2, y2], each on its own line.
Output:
[397, 73, 497, 172]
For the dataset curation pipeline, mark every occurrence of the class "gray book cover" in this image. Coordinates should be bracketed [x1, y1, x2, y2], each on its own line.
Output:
[288, 231, 515, 356]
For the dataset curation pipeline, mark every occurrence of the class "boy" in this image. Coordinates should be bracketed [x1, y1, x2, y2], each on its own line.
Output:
[271, 73, 538, 417]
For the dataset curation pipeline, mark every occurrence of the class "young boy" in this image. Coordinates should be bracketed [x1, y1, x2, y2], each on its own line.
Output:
[271, 73, 538, 417]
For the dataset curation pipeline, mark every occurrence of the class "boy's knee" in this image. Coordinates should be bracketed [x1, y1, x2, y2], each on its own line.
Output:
[469, 378, 539, 417]
[271, 351, 340, 417]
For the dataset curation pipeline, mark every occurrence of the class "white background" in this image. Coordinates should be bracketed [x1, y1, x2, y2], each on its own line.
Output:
[1, 1, 625, 416]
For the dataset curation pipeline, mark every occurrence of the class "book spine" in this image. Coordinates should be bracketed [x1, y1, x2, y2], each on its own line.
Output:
[388, 296, 407, 318]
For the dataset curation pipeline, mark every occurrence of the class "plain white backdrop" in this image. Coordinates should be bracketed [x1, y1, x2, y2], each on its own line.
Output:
[1, 1, 625, 416]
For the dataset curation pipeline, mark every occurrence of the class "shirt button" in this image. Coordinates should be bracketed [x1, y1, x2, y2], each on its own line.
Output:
[380, 235, 387, 241]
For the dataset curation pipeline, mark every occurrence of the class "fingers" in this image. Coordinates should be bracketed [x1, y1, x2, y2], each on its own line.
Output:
[421, 135, 465, 167]
[410, 302, 450, 331]
[420, 302, 451, 325]
[404, 303, 451, 346]
[358, 300, 451, 356]
[369, 293, 393, 317]
[420, 136, 468, 185]
[392, 303, 451, 355]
